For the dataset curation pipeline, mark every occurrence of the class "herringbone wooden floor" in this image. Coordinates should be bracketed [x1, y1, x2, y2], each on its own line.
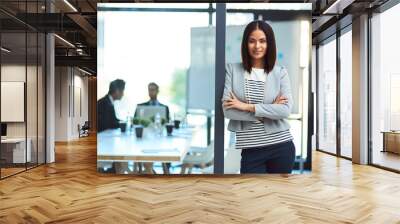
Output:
[1, 135, 400, 224]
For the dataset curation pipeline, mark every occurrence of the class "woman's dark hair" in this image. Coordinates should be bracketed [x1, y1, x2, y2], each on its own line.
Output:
[241, 20, 277, 74]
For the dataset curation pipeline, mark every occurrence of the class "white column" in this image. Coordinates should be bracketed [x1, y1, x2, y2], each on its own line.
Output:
[45, 0, 55, 163]
[46, 33, 55, 163]
[352, 14, 369, 164]
[54, 67, 73, 141]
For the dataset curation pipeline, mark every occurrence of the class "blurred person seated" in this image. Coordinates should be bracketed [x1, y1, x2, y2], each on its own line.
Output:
[97, 79, 125, 132]
[134, 82, 170, 122]
[97, 79, 127, 174]
[134, 82, 171, 174]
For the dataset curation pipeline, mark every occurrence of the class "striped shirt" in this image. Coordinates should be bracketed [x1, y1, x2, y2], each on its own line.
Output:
[235, 69, 293, 149]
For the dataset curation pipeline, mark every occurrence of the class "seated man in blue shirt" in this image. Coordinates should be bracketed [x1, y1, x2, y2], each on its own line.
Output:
[135, 82, 171, 174]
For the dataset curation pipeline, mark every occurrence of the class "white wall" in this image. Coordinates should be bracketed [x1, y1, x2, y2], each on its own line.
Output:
[72, 73, 89, 138]
[1, 65, 35, 137]
[55, 67, 89, 141]
[1, 63, 46, 163]
[55, 67, 69, 141]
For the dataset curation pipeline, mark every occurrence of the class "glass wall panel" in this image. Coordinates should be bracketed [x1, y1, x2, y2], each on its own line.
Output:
[0, 1, 46, 179]
[317, 36, 337, 154]
[339, 28, 352, 158]
[221, 13, 255, 174]
[27, 0, 40, 170]
[97, 3, 312, 175]
[371, 3, 400, 171]
[27, 30, 38, 169]
[38, 32, 46, 165]
[1, 30, 28, 177]
[223, 4, 312, 173]
[97, 4, 214, 174]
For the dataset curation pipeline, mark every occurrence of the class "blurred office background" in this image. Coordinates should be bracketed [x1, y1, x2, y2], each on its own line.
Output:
[0, 0, 398, 178]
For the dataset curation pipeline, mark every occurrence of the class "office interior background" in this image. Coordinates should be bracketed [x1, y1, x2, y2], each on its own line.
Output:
[1, 0, 400, 223]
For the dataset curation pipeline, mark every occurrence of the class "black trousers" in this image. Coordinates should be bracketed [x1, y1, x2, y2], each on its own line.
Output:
[240, 141, 295, 174]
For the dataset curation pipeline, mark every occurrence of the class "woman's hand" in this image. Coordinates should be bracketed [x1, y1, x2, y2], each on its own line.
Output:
[223, 92, 254, 112]
[273, 94, 288, 104]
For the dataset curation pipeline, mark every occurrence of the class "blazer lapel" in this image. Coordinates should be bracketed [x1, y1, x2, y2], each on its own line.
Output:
[106, 95, 113, 106]
[236, 66, 246, 102]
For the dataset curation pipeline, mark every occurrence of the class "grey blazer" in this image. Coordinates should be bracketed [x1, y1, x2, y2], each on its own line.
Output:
[222, 63, 293, 134]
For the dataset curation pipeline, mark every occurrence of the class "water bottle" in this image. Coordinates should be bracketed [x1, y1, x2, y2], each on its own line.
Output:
[155, 112, 162, 136]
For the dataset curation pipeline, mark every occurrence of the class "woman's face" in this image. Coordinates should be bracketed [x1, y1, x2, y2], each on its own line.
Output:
[247, 29, 267, 61]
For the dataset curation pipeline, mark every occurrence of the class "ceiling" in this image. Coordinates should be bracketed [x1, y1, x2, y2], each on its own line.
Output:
[0, 0, 392, 75]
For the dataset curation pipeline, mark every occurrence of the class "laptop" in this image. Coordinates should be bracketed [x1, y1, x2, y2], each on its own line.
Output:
[135, 105, 167, 121]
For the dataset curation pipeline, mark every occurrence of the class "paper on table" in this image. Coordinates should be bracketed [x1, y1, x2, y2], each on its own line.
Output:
[141, 148, 179, 153]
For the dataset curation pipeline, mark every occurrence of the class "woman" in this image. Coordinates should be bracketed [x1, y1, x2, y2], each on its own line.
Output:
[222, 20, 295, 174]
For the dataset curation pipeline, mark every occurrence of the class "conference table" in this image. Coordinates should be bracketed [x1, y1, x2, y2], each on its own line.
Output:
[97, 127, 193, 173]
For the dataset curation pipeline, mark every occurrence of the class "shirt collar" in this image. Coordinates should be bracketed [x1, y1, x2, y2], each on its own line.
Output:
[108, 94, 114, 105]
[150, 99, 159, 106]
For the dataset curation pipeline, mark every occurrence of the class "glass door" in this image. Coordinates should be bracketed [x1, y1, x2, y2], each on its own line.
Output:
[317, 36, 337, 155]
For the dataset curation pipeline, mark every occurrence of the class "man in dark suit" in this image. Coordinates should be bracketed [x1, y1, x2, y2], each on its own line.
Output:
[97, 79, 125, 132]
[135, 82, 170, 122]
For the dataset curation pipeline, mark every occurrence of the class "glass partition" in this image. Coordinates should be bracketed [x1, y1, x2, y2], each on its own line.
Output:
[1, 31, 28, 177]
[317, 36, 337, 155]
[0, 1, 46, 179]
[27, 30, 38, 169]
[339, 28, 352, 158]
[38, 32, 46, 165]
[97, 3, 312, 175]
[223, 3, 312, 174]
[371, 4, 400, 171]
[97, 3, 215, 174]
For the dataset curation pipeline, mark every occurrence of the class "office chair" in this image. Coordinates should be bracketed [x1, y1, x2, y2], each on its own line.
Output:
[181, 141, 214, 174]
[78, 121, 90, 138]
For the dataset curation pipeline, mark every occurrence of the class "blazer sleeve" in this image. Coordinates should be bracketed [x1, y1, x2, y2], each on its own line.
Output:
[221, 63, 257, 122]
[254, 67, 293, 120]
[97, 100, 104, 131]
[110, 105, 120, 129]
